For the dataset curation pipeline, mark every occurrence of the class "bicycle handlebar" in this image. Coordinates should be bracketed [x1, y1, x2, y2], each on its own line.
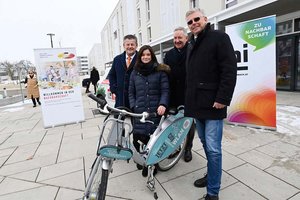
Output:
[88, 94, 157, 122]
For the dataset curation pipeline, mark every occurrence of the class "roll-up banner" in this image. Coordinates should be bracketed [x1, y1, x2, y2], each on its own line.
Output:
[34, 48, 85, 128]
[226, 15, 276, 130]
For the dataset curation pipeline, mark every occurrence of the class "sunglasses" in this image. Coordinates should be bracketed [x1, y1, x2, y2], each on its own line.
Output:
[187, 17, 201, 25]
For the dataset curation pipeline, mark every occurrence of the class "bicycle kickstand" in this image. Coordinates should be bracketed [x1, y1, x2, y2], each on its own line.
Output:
[147, 166, 158, 199]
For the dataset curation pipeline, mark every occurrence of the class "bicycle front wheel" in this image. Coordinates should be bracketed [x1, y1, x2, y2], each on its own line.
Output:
[157, 137, 187, 171]
[96, 169, 109, 200]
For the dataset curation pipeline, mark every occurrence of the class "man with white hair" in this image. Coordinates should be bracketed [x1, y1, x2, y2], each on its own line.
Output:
[185, 8, 237, 200]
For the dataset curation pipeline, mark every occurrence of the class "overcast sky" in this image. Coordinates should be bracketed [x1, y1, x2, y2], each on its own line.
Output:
[0, 0, 118, 63]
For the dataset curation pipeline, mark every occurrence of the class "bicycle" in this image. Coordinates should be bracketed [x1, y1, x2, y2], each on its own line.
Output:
[84, 94, 193, 200]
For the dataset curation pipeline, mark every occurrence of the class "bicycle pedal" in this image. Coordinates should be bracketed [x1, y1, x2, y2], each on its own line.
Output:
[98, 145, 133, 160]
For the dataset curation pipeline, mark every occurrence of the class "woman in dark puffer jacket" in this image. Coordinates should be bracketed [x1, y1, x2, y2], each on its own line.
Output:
[129, 45, 170, 176]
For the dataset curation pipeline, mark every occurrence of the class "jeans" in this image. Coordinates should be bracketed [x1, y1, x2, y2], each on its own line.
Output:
[195, 119, 223, 196]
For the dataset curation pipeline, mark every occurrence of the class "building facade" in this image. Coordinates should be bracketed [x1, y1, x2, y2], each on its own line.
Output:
[101, 0, 300, 91]
[88, 43, 104, 74]
[77, 56, 89, 75]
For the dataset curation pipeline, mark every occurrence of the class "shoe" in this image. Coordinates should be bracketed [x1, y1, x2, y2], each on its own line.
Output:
[33, 105, 36, 107]
[204, 194, 219, 200]
[194, 174, 207, 188]
[184, 149, 192, 162]
[136, 164, 143, 170]
[38, 102, 41, 105]
[142, 166, 157, 177]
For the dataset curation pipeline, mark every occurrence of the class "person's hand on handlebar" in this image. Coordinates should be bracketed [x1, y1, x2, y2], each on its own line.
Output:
[157, 105, 166, 116]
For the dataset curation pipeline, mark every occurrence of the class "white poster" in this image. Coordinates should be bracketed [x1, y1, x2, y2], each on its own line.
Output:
[34, 48, 85, 128]
[226, 16, 276, 129]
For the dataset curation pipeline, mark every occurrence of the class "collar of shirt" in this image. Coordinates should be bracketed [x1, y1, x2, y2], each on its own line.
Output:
[126, 53, 136, 60]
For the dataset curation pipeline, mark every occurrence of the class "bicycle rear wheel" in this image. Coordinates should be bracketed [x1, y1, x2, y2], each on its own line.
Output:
[96, 169, 109, 200]
[156, 137, 187, 171]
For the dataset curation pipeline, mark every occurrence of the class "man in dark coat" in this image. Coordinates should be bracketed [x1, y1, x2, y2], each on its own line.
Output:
[90, 66, 100, 94]
[108, 34, 138, 108]
[164, 26, 195, 162]
[185, 8, 237, 200]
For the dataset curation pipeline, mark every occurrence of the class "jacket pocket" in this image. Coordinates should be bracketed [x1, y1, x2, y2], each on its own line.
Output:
[195, 83, 218, 108]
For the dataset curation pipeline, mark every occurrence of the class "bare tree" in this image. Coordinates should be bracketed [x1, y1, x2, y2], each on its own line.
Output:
[0, 61, 15, 80]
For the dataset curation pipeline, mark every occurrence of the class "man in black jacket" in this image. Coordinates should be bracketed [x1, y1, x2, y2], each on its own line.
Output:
[185, 8, 237, 200]
[164, 27, 195, 162]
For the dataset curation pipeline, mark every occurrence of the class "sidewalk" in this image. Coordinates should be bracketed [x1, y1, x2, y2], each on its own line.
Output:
[0, 91, 299, 200]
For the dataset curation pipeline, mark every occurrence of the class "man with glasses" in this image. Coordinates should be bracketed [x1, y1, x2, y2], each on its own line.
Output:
[185, 8, 237, 200]
[108, 34, 138, 108]
[164, 27, 195, 162]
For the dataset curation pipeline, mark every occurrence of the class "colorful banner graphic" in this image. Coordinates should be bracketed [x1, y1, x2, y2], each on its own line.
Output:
[226, 16, 276, 129]
[34, 48, 85, 128]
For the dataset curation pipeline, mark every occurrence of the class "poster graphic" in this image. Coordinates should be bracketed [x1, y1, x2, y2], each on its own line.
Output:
[226, 16, 276, 129]
[34, 48, 85, 128]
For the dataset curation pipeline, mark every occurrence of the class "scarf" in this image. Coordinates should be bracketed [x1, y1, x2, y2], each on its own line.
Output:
[135, 61, 156, 76]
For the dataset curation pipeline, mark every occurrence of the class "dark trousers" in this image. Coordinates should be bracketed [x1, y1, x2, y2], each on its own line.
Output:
[85, 81, 90, 93]
[31, 96, 40, 106]
[92, 83, 97, 94]
[185, 121, 195, 151]
[133, 134, 150, 153]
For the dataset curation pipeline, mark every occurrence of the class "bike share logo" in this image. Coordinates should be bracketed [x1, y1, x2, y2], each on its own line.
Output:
[155, 119, 191, 159]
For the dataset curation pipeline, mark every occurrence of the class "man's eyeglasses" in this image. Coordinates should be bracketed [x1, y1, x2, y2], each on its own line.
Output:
[187, 17, 201, 25]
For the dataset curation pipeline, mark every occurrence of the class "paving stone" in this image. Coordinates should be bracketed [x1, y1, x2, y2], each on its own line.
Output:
[37, 158, 83, 182]
[41, 132, 63, 145]
[34, 142, 60, 158]
[0, 147, 16, 158]
[0, 155, 56, 176]
[40, 170, 85, 190]
[9, 168, 40, 182]
[0, 131, 44, 149]
[57, 137, 98, 162]
[6, 143, 39, 164]
[220, 182, 266, 200]
[56, 188, 84, 200]
[256, 141, 299, 158]
[266, 160, 300, 188]
[222, 150, 245, 171]
[289, 193, 300, 200]
[0, 185, 58, 200]
[156, 153, 207, 184]
[162, 169, 237, 200]
[0, 177, 42, 196]
[107, 170, 171, 200]
[228, 163, 299, 200]
[238, 149, 276, 170]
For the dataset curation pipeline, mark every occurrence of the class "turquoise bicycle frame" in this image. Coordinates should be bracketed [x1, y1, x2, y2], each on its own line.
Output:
[145, 111, 193, 165]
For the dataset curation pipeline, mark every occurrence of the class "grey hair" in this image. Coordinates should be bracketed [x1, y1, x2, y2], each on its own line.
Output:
[185, 8, 205, 18]
[174, 27, 188, 36]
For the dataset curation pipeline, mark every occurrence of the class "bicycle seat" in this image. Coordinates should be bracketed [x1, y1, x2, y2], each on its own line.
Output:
[98, 145, 133, 160]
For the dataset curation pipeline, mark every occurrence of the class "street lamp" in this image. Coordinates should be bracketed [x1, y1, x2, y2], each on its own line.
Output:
[47, 33, 55, 48]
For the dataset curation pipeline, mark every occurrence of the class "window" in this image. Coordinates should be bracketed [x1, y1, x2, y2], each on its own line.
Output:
[137, 8, 141, 28]
[190, 0, 198, 8]
[113, 30, 118, 39]
[147, 26, 152, 42]
[276, 20, 293, 35]
[295, 18, 300, 32]
[225, 0, 237, 9]
[146, 0, 150, 21]
[138, 32, 142, 46]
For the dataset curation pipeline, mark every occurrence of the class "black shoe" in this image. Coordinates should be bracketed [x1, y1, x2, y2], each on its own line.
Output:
[194, 174, 207, 188]
[184, 149, 192, 162]
[142, 166, 157, 177]
[38, 102, 41, 105]
[33, 105, 36, 107]
[136, 164, 143, 170]
[204, 194, 219, 200]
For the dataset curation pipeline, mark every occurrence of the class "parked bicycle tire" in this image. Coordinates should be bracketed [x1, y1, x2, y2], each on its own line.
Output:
[156, 137, 187, 171]
[96, 169, 109, 200]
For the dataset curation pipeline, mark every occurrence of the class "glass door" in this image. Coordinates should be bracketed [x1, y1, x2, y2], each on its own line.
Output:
[276, 37, 294, 90]
[296, 36, 300, 91]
